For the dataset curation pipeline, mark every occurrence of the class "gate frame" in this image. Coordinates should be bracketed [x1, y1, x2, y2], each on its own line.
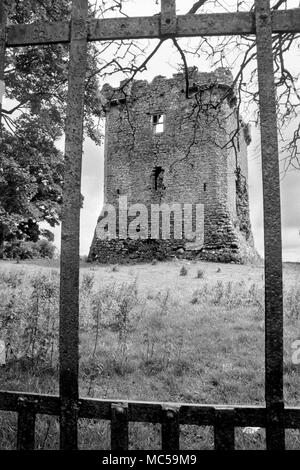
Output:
[0, 0, 299, 450]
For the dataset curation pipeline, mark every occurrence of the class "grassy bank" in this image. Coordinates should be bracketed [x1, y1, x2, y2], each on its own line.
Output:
[0, 259, 299, 449]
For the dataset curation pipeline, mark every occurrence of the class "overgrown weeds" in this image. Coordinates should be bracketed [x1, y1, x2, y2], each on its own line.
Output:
[0, 264, 299, 449]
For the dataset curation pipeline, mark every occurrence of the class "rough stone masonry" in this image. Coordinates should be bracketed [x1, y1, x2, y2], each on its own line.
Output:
[88, 67, 257, 264]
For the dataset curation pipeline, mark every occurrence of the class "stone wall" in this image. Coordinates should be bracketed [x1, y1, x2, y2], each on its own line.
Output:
[89, 67, 257, 264]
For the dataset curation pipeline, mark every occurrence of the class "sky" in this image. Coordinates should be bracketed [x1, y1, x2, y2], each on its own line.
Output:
[10, 0, 300, 261]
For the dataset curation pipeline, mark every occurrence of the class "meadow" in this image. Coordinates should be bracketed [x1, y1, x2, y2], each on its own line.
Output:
[0, 258, 299, 450]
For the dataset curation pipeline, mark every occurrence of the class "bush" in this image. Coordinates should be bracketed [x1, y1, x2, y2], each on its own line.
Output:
[35, 239, 56, 259]
[4, 239, 56, 260]
[0, 272, 59, 368]
[180, 266, 188, 276]
[13, 241, 38, 260]
[196, 269, 205, 279]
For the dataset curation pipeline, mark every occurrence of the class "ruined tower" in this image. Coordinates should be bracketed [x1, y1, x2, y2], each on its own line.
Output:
[89, 67, 256, 263]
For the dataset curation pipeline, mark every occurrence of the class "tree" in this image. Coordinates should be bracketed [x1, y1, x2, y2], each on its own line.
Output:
[0, 0, 102, 257]
[0, 114, 64, 256]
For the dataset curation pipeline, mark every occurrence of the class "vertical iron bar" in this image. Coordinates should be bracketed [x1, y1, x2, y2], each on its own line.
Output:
[161, 0, 176, 17]
[214, 409, 235, 450]
[161, 406, 180, 451]
[161, 0, 177, 36]
[59, 0, 88, 450]
[17, 398, 36, 450]
[255, 0, 285, 450]
[0, 0, 7, 135]
[111, 403, 129, 450]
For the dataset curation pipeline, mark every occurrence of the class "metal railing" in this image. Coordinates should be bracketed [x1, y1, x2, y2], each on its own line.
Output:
[0, 0, 299, 450]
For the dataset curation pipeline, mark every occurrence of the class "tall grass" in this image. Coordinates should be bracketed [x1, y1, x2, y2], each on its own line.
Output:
[0, 264, 299, 449]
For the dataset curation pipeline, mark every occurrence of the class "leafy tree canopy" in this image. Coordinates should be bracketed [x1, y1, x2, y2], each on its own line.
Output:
[0, 0, 102, 254]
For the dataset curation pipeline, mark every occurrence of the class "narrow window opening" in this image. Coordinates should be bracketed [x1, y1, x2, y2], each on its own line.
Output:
[153, 166, 165, 191]
[152, 114, 165, 134]
[204, 183, 207, 192]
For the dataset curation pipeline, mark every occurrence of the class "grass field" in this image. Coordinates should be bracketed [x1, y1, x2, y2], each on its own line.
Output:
[0, 258, 299, 449]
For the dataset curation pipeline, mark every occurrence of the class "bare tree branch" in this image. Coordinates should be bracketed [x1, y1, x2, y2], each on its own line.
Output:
[172, 38, 190, 98]
[272, 0, 287, 10]
[188, 0, 209, 14]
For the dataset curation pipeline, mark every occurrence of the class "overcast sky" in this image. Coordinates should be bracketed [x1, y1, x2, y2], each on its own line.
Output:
[43, 0, 300, 261]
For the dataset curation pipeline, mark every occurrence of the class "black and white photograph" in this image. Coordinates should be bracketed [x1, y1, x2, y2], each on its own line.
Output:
[0, 0, 299, 455]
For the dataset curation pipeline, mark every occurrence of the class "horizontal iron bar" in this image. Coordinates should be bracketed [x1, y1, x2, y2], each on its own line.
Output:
[7, 21, 70, 47]
[0, 391, 300, 429]
[5, 9, 300, 47]
[0, 391, 59, 415]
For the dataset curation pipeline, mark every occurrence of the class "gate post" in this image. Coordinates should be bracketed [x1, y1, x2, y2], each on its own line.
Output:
[59, 0, 88, 450]
[255, 0, 285, 450]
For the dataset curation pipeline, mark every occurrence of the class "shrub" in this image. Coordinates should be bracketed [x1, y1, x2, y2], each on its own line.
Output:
[4, 239, 56, 260]
[0, 272, 59, 369]
[15, 241, 39, 260]
[81, 273, 94, 294]
[180, 266, 188, 276]
[196, 269, 205, 279]
[35, 239, 56, 259]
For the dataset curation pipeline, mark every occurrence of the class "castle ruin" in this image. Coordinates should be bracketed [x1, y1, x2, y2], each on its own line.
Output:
[88, 67, 256, 263]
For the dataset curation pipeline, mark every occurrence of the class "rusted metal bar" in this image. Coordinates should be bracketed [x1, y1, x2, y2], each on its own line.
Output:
[255, 0, 285, 451]
[214, 408, 235, 450]
[111, 403, 129, 450]
[0, 0, 7, 135]
[1, 389, 300, 443]
[0, 391, 60, 415]
[88, 16, 160, 42]
[17, 397, 37, 450]
[2, 391, 300, 428]
[161, 406, 180, 451]
[6, 21, 70, 47]
[160, 0, 177, 36]
[59, 0, 88, 451]
[5, 9, 300, 47]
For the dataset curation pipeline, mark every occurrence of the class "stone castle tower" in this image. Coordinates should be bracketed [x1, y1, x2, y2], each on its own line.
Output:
[88, 67, 256, 263]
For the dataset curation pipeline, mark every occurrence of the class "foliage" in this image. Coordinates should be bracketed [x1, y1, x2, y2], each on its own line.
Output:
[1, 1, 299, 251]
[0, 0, 102, 250]
[196, 268, 205, 279]
[180, 265, 188, 276]
[0, 271, 59, 368]
[4, 238, 56, 260]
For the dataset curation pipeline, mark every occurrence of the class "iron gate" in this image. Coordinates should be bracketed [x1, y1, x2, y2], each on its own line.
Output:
[0, 0, 300, 450]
